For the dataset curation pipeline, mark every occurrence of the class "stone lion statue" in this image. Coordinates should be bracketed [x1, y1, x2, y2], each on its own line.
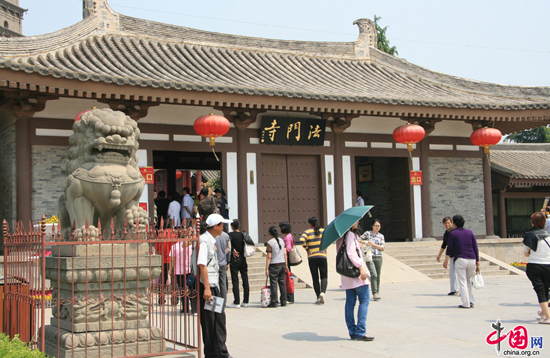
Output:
[59, 108, 147, 239]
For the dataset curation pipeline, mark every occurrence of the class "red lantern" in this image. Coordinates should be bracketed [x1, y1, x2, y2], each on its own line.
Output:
[393, 123, 426, 152]
[194, 113, 230, 146]
[176, 170, 183, 179]
[74, 108, 94, 122]
[470, 127, 502, 154]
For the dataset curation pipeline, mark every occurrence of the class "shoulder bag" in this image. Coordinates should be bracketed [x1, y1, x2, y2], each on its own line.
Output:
[336, 234, 361, 278]
[242, 232, 256, 257]
[288, 245, 302, 266]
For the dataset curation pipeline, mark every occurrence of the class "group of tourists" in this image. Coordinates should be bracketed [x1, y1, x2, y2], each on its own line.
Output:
[437, 209, 550, 325]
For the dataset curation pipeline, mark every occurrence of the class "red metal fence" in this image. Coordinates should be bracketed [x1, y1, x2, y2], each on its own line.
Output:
[2, 216, 201, 358]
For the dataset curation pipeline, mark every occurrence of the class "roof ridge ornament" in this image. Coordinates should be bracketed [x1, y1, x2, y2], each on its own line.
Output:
[353, 18, 377, 60]
[83, 0, 120, 34]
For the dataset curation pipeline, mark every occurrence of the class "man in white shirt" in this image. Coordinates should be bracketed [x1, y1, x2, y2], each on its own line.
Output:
[198, 214, 233, 358]
[181, 187, 194, 227]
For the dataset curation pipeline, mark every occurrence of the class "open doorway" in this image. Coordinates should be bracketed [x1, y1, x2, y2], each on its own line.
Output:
[355, 156, 412, 241]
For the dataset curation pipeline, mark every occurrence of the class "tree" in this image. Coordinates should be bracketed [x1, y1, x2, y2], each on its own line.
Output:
[504, 126, 550, 143]
[374, 15, 399, 56]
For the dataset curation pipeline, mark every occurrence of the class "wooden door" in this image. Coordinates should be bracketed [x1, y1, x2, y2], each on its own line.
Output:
[389, 157, 412, 241]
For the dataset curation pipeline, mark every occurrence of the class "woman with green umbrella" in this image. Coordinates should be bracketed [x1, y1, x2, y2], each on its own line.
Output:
[336, 220, 374, 341]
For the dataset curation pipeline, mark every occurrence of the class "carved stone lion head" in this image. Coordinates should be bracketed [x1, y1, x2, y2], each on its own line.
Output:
[67, 108, 140, 174]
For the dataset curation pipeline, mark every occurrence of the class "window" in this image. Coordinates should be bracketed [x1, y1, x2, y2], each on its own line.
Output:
[3, 21, 8, 29]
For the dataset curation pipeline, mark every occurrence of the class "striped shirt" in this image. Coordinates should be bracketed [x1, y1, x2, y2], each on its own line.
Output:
[300, 228, 327, 259]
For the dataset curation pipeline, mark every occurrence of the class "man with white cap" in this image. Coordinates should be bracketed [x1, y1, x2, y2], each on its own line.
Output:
[198, 213, 234, 358]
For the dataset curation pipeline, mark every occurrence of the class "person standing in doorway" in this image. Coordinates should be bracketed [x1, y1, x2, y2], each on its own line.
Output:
[227, 219, 251, 308]
[180, 187, 194, 228]
[437, 217, 458, 295]
[300, 217, 327, 304]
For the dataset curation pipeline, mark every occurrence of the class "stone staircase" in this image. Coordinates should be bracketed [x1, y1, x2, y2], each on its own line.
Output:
[384, 242, 515, 279]
[227, 248, 309, 293]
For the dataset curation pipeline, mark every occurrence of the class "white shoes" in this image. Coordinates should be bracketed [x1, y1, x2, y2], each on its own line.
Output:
[315, 298, 321, 304]
[319, 292, 325, 304]
[227, 303, 241, 308]
[241, 303, 248, 308]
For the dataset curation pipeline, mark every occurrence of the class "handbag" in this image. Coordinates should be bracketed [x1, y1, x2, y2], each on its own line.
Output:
[288, 245, 302, 266]
[362, 246, 373, 263]
[285, 270, 294, 294]
[260, 277, 271, 308]
[243, 232, 256, 257]
[471, 268, 484, 289]
[336, 234, 361, 278]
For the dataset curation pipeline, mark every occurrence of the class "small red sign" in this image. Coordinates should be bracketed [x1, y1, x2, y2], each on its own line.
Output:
[410, 171, 423, 185]
[139, 202, 148, 212]
[139, 167, 154, 184]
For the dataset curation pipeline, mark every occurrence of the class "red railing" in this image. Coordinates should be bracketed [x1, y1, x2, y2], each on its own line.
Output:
[2, 215, 201, 358]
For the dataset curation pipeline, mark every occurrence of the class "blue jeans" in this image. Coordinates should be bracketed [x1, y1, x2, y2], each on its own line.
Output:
[345, 284, 370, 339]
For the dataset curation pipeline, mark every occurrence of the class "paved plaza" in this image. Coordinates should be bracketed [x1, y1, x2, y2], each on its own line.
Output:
[168, 273, 546, 358]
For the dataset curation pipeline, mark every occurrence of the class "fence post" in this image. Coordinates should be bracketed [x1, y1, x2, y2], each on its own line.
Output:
[40, 214, 46, 352]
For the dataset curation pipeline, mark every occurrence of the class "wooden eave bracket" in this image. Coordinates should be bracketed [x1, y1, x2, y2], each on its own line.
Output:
[97, 99, 159, 121]
[216, 108, 266, 130]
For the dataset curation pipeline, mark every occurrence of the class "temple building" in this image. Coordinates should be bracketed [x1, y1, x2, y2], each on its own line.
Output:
[0, 0, 25, 37]
[0, 0, 549, 244]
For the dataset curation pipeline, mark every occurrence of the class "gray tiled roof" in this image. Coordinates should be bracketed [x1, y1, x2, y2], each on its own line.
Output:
[0, 10, 549, 110]
[491, 144, 550, 180]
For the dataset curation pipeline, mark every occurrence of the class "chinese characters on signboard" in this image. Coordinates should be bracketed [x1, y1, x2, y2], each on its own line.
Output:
[139, 167, 155, 184]
[410, 171, 423, 185]
[260, 117, 327, 146]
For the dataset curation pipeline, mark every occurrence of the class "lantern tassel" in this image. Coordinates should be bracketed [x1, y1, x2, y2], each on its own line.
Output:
[212, 148, 219, 162]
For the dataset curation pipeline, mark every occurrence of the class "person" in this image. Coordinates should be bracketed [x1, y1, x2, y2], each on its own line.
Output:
[443, 214, 480, 309]
[167, 192, 181, 227]
[300, 217, 327, 304]
[155, 237, 175, 305]
[180, 187, 194, 227]
[214, 230, 231, 301]
[544, 206, 550, 232]
[279, 221, 295, 304]
[227, 219, 251, 308]
[522, 211, 550, 324]
[169, 240, 196, 314]
[198, 213, 233, 358]
[336, 220, 373, 341]
[437, 217, 458, 295]
[265, 226, 288, 307]
[360, 219, 385, 301]
[214, 188, 229, 231]
[356, 190, 365, 207]
[156, 191, 169, 228]
[198, 188, 219, 221]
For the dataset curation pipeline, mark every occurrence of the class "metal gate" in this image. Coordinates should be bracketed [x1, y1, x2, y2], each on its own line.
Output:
[258, 154, 322, 242]
[2, 217, 201, 358]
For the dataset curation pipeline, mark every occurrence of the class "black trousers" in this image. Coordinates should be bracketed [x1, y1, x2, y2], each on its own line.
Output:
[526, 263, 550, 304]
[269, 264, 287, 305]
[199, 283, 230, 358]
[230, 257, 249, 304]
[308, 257, 328, 298]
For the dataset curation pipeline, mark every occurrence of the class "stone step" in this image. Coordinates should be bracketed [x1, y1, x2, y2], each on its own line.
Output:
[390, 253, 441, 260]
[409, 261, 493, 271]
[416, 265, 504, 275]
[427, 269, 512, 280]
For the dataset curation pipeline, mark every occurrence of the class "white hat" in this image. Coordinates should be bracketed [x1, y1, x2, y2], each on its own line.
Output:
[205, 214, 232, 227]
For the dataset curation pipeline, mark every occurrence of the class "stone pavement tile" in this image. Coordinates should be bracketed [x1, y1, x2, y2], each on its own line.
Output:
[162, 274, 545, 358]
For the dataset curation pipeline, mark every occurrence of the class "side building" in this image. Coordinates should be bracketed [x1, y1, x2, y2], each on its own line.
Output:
[0, 0, 549, 246]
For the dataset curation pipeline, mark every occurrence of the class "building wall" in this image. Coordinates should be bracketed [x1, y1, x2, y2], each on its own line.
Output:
[0, 124, 16, 225]
[429, 157, 486, 236]
[31, 145, 68, 220]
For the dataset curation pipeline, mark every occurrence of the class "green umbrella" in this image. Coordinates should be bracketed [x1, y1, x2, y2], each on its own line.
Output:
[320, 205, 374, 251]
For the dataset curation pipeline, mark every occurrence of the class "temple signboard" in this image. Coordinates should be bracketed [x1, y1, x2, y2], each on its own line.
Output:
[260, 117, 326, 146]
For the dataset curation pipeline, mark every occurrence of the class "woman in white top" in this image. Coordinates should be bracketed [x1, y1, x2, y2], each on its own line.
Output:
[360, 219, 385, 301]
[265, 226, 288, 307]
[523, 211, 550, 324]
[167, 192, 181, 227]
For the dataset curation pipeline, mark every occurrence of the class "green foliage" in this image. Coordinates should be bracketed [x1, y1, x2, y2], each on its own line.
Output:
[0, 334, 49, 358]
[374, 15, 399, 56]
[504, 126, 550, 143]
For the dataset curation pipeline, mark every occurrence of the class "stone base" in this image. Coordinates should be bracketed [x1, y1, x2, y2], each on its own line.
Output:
[52, 243, 150, 257]
[51, 317, 152, 333]
[43, 339, 164, 358]
[42, 325, 164, 358]
[413, 237, 436, 242]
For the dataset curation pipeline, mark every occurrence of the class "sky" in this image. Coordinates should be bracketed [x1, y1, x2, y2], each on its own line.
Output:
[17, 0, 550, 87]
